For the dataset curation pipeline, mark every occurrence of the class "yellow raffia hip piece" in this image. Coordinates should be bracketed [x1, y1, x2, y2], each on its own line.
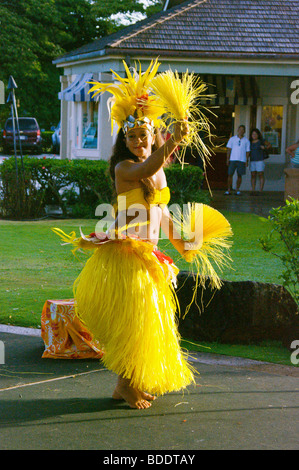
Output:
[72, 236, 196, 395]
[51, 227, 98, 255]
[51, 225, 196, 394]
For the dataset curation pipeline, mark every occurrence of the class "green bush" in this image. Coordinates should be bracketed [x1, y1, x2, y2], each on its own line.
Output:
[0, 157, 112, 219]
[0, 156, 208, 220]
[259, 197, 299, 305]
[165, 164, 209, 206]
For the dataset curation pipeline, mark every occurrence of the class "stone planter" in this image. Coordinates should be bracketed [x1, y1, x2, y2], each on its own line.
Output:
[176, 272, 299, 348]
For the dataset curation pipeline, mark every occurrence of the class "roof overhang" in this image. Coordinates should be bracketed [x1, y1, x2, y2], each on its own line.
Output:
[54, 49, 299, 78]
[106, 47, 299, 62]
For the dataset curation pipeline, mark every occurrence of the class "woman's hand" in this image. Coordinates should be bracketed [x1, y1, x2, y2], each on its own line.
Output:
[172, 120, 189, 144]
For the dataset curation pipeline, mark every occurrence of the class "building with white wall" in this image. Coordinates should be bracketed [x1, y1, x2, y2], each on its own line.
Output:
[53, 0, 299, 191]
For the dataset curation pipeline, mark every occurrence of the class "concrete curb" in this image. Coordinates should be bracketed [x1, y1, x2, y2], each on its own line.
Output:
[1, 324, 297, 376]
[0, 324, 41, 337]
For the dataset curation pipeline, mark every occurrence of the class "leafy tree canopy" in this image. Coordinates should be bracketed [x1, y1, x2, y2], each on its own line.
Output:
[0, 0, 164, 129]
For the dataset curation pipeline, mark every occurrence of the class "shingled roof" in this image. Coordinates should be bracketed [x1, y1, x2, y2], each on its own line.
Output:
[54, 0, 299, 64]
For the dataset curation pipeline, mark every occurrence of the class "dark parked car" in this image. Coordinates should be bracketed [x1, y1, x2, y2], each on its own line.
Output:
[2, 117, 42, 154]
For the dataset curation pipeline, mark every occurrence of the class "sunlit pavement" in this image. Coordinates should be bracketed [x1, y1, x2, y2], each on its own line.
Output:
[210, 189, 285, 218]
[0, 329, 298, 451]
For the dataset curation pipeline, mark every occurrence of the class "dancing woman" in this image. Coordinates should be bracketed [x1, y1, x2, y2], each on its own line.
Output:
[53, 60, 232, 409]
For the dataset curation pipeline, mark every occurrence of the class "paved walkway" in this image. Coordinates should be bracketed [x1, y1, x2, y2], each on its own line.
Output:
[210, 190, 285, 218]
[0, 329, 298, 451]
[1, 190, 297, 452]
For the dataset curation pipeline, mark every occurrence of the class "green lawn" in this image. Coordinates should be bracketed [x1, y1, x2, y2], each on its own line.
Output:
[180, 340, 294, 367]
[0, 212, 284, 328]
[1, 212, 293, 366]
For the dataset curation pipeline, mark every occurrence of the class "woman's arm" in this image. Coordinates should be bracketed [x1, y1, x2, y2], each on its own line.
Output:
[160, 206, 185, 255]
[115, 121, 189, 182]
[160, 206, 198, 257]
[261, 139, 271, 150]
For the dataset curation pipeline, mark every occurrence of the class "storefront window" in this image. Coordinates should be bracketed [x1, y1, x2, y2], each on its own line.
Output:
[261, 105, 283, 155]
[81, 101, 98, 149]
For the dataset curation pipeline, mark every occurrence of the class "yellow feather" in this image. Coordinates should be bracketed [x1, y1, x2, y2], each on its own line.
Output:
[172, 203, 233, 293]
[150, 69, 216, 170]
[87, 81, 126, 100]
[51, 227, 78, 245]
[87, 59, 164, 134]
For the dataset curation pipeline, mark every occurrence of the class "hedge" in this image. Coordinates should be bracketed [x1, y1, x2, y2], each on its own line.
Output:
[0, 156, 209, 220]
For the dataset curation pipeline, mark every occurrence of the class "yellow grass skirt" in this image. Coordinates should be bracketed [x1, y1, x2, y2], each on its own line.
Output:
[73, 236, 195, 396]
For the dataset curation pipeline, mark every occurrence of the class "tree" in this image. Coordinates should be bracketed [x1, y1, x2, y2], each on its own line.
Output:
[259, 198, 299, 305]
[0, 0, 65, 128]
[0, 0, 164, 129]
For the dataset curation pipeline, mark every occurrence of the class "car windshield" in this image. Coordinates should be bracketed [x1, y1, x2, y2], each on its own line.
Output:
[5, 118, 38, 131]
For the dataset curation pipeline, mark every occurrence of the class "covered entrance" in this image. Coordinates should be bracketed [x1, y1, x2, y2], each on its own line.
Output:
[198, 74, 261, 190]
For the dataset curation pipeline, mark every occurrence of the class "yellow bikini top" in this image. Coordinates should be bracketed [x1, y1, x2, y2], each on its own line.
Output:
[116, 186, 170, 212]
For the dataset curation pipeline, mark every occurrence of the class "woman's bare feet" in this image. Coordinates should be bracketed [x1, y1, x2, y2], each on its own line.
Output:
[112, 376, 156, 409]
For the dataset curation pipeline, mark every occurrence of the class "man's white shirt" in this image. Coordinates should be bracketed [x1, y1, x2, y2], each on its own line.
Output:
[227, 135, 250, 162]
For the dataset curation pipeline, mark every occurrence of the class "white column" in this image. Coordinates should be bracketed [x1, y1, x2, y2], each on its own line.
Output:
[60, 75, 69, 159]
[77, 102, 83, 150]
[98, 73, 116, 161]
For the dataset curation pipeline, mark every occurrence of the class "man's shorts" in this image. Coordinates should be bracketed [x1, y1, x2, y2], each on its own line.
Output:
[250, 161, 265, 172]
[228, 160, 246, 176]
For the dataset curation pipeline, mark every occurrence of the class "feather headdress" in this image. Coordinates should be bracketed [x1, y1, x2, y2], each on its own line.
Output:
[88, 58, 215, 167]
[88, 58, 163, 134]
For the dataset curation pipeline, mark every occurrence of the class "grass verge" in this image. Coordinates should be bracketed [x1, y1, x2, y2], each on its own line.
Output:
[0, 213, 295, 366]
[181, 339, 295, 367]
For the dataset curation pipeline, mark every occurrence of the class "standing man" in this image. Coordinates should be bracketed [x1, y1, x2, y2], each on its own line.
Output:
[225, 125, 250, 195]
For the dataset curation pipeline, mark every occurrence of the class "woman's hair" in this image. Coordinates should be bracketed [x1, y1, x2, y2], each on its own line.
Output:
[109, 128, 165, 203]
[250, 128, 262, 141]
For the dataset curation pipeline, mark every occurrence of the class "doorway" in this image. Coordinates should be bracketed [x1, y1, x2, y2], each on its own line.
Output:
[203, 105, 234, 189]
